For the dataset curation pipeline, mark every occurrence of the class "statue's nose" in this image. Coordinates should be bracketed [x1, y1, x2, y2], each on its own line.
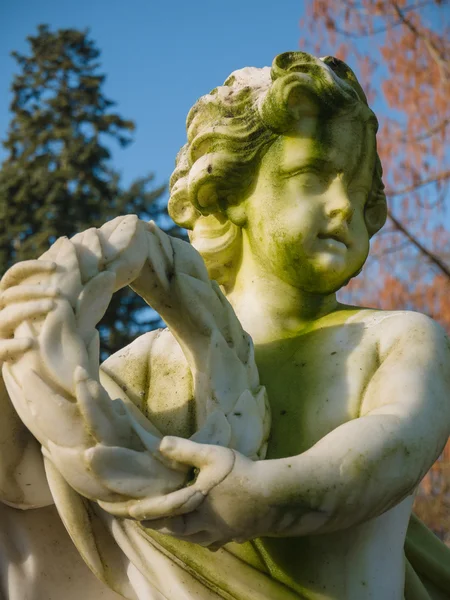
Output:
[325, 183, 354, 224]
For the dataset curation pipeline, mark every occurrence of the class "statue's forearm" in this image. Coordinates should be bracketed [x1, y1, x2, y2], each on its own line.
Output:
[263, 316, 450, 538]
[261, 413, 438, 538]
[0, 218, 188, 510]
[0, 372, 53, 508]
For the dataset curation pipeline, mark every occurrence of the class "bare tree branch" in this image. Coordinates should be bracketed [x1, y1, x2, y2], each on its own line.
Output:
[372, 240, 412, 257]
[387, 210, 450, 278]
[401, 0, 446, 13]
[418, 180, 449, 209]
[330, 20, 404, 38]
[386, 170, 450, 197]
[342, 0, 438, 15]
[331, 0, 441, 38]
[400, 118, 450, 143]
[392, 2, 449, 82]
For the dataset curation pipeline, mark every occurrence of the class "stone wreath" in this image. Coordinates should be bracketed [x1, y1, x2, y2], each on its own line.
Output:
[1, 215, 270, 518]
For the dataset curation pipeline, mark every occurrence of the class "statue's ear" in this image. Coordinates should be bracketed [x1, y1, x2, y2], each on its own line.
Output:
[168, 181, 199, 230]
[366, 156, 387, 237]
[190, 213, 242, 286]
[226, 203, 247, 227]
[365, 195, 387, 237]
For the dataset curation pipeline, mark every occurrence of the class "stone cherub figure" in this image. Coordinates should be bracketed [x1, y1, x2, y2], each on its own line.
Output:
[0, 52, 449, 600]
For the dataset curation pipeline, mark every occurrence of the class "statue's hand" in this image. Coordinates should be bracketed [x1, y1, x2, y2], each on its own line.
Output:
[110, 437, 275, 550]
[0, 260, 58, 363]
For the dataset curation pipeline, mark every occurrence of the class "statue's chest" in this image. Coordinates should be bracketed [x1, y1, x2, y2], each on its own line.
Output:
[257, 326, 378, 459]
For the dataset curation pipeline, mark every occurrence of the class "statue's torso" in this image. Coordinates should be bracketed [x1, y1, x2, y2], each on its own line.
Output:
[102, 307, 414, 599]
[257, 307, 380, 459]
[246, 308, 413, 599]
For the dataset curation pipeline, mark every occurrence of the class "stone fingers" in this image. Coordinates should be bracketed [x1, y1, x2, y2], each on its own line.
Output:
[0, 285, 61, 307]
[143, 513, 229, 549]
[159, 436, 236, 493]
[0, 262, 59, 360]
[0, 338, 34, 362]
[131, 486, 205, 521]
[0, 300, 55, 336]
[98, 487, 205, 521]
[0, 260, 57, 290]
[0, 296, 55, 360]
[144, 514, 192, 536]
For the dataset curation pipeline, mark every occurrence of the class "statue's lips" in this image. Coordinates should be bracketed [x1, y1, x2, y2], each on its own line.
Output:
[317, 232, 349, 250]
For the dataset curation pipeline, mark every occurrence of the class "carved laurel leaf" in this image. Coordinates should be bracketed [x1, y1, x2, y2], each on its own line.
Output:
[39, 237, 82, 306]
[75, 271, 116, 344]
[74, 368, 133, 446]
[20, 369, 88, 448]
[228, 390, 265, 457]
[189, 409, 232, 447]
[40, 300, 91, 394]
[71, 227, 103, 284]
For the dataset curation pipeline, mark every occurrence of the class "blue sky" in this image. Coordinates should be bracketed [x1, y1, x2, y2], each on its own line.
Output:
[0, 0, 309, 194]
[2, 1, 446, 229]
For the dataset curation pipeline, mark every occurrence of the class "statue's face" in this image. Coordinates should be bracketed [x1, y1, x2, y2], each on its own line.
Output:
[242, 115, 375, 294]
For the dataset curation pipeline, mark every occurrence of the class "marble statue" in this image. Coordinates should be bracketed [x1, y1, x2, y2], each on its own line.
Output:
[0, 51, 449, 600]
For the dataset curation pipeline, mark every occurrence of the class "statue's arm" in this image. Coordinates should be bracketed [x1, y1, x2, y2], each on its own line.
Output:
[0, 373, 53, 509]
[139, 312, 449, 548]
[261, 312, 450, 537]
[0, 330, 155, 510]
[0, 216, 267, 522]
[0, 327, 162, 510]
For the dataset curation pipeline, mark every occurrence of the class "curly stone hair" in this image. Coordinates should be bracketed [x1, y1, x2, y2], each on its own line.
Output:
[168, 51, 387, 286]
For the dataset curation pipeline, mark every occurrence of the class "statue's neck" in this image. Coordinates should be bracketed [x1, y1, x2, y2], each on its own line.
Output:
[225, 237, 338, 344]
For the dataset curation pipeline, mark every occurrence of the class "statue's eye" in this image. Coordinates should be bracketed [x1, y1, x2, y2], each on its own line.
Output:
[295, 171, 327, 193]
[298, 172, 319, 186]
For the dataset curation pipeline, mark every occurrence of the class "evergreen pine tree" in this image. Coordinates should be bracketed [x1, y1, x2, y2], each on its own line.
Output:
[0, 24, 176, 356]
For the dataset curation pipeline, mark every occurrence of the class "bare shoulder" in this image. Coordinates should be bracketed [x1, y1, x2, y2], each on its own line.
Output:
[348, 308, 447, 355]
[358, 309, 450, 423]
[362, 309, 449, 360]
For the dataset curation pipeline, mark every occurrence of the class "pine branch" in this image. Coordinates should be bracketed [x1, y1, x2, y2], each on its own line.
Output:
[0, 25, 172, 356]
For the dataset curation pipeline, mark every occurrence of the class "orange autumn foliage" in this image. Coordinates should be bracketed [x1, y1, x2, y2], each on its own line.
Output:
[300, 0, 450, 542]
